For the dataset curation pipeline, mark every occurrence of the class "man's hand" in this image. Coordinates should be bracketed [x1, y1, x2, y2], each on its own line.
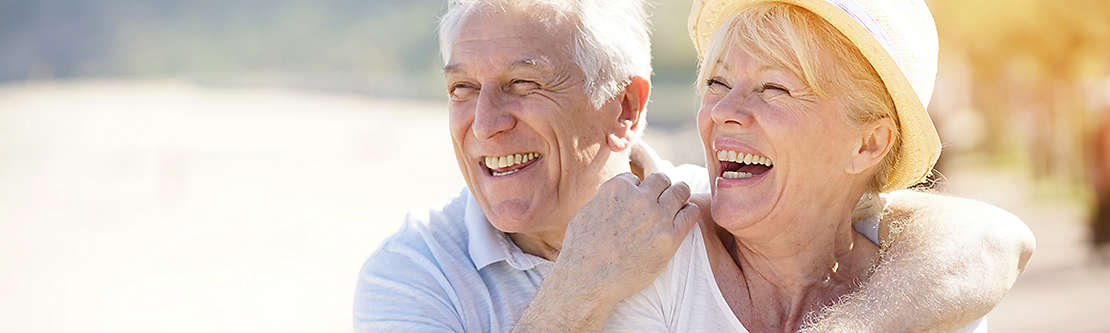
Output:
[560, 172, 701, 303]
[512, 172, 700, 333]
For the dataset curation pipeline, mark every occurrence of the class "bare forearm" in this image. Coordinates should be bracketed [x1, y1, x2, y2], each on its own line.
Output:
[512, 172, 699, 332]
[803, 231, 990, 333]
[804, 190, 1035, 332]
[512, 269, 615, 333]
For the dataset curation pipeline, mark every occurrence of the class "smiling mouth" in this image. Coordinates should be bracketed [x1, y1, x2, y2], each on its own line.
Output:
[716, 150, 774, 179]
[483, 152, 542, 176]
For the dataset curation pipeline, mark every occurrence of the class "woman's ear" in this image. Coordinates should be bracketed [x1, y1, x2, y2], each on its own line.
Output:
[846, 118, 896, 175]
[606, 76, 651, 152]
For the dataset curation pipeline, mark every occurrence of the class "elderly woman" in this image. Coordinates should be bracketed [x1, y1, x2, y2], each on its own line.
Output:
[604, 0, 987, 332]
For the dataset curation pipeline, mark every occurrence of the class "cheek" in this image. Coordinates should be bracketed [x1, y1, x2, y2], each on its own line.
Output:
[820, 131, 860, 167]
[447, 104, 474, 138]
[776, 120, 851, 174]
[808, 113, 857, 150]
[448, 105, 477, 175]
[554, 108, 607, 153]
[696, 102, 715, 141]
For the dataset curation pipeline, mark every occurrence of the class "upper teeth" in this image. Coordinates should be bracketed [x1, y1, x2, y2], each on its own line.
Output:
[484, 152, 540, 170]
[716, 150, 773, 166]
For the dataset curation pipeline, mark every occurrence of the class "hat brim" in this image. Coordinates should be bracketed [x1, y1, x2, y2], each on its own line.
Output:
[690, 0, 941, 192]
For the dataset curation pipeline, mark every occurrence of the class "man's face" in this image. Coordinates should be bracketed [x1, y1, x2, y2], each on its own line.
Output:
[444, 7, 622, 234]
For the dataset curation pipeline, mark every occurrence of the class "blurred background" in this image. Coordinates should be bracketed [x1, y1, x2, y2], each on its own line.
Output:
[2, 0, 1108, 332]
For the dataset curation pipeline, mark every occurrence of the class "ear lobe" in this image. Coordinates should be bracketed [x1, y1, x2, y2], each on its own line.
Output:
[607, 133, 631, 151]
[609, 76, 651, 152]
[846, 119, 895, 175]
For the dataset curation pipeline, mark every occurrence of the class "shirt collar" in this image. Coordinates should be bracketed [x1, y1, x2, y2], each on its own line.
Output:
[463, 189, 550, 271]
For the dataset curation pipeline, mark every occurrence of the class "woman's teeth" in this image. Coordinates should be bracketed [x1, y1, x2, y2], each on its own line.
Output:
[716, 150, 773, 166]
[484, 152, 540, 176]
[722, 171, 755, 179]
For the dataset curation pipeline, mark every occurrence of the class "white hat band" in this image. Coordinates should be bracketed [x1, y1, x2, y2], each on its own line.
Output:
[826, 0, 903, 73]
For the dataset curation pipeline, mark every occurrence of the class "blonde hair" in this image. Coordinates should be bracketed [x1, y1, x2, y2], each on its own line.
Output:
[696, 2, 902, 193]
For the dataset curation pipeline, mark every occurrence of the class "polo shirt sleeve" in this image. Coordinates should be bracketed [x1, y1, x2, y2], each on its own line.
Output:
[354, 223, 464, 333]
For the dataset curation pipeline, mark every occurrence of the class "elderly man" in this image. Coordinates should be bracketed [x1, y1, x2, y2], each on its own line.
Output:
[355, 0, 1035, 332]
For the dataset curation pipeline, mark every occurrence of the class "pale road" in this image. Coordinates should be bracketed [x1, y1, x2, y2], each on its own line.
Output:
[0, 81, 1104, 332]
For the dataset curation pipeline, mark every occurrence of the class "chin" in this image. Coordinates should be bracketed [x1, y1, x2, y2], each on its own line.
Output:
[486, 216, 534, 234]
[482, 199, 544, 233]
[710, 190, 773, 232]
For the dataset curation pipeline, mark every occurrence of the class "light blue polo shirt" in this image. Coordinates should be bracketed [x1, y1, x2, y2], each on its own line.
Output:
[353, 165, 710, 332]
[353, 188, 553, 332]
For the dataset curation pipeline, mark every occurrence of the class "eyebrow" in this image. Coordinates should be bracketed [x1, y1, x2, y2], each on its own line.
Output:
[756, 64, 786, 76]
[443, 63, 463, 75]
[714, 58, 794, 80]
[443, 57, 552, 75]
[714, 59, 732, 73]
[511, 57, 540, 69]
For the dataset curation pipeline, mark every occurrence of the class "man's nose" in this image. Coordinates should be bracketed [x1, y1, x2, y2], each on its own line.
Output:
[473, 89, 517, 139]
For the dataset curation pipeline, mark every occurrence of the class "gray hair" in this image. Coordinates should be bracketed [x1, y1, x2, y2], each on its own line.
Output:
[437, 0, 653, 109]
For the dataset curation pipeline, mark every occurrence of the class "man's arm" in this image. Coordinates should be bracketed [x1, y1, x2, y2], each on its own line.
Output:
[803, 190, 1036, 332]
[511, 270, 622, 332]
[512, 173, 700, 332]
[354, 244, 464, 333]
[354, 215, 474, 333]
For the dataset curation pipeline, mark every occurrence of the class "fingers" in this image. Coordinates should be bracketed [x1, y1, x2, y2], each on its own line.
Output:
[613, 172, 641, 186]
[673, 202, 700, 233]
[690, 192, 712, 216]
[658, 181, 692, 211]
[602, 172, 641, 193]
[638, 172, 671, 197]
[689, 192, 710, 208]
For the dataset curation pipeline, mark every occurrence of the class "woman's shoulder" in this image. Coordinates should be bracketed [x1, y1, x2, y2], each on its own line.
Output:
[648, 222, 711, 289]
[604, 223, 744, 332]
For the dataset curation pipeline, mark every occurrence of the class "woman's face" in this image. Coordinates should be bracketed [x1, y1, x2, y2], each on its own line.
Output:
[698, 45, 870, 233]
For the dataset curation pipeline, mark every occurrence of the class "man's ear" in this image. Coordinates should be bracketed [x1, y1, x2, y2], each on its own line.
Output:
[606, 76, 651, 152]
[846, 118, 895, 175]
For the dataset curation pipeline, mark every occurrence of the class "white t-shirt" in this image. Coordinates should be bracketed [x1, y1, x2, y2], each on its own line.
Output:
[603, 206, 989, 332]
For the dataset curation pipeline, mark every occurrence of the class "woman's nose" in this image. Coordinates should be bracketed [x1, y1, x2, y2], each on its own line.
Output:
[710, 90, 756, 129]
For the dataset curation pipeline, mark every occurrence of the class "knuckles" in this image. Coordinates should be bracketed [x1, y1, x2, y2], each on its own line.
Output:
[643, 173, 670, 186]
[640, 173, 671, 192]
[600, 172, 639, 193]
[594, 173, 697, 218]
[667, 182, 692, 201]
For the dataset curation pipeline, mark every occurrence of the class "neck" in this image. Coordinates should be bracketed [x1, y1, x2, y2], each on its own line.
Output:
[509, 231, 565, 261]
[732, 217, 860, 291]
[727, 193, 878, 329]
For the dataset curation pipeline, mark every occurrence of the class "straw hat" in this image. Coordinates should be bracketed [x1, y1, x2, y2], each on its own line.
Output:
[689, 0, 942, 192]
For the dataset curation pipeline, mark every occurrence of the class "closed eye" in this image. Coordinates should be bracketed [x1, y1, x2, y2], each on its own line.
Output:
[449, 83, 477, 101]
[706, 78, 731, 90]
[509, 79, 540, 95]
[758, 82, 790, 95]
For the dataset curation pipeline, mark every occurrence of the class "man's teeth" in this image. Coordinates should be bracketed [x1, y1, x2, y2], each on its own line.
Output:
[484, 152, 540, 170]
[715, 150, 773, 166]
[492, 169, 519, 176]
[722, 171, 755, 179]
